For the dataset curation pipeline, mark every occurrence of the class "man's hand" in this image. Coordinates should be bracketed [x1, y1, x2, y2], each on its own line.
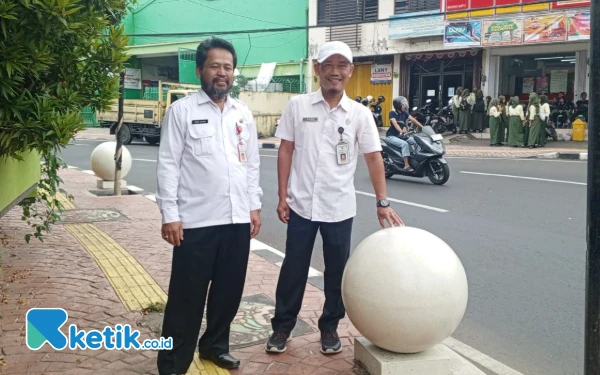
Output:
[162, 222, 184, 247]
[377, 207, 404, 228]
[277, 199, 290, 224]
[250, 210, 261, 238]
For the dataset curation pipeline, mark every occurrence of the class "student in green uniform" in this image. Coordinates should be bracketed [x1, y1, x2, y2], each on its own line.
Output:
[539, 95, 551, 146]
[498, 95, 507, 144]
[472, 89, 485, 132]
[452, 87, 463, 129]
[527, 93, 542, 148]
[507, 96, 525, 147]
[488, 98, 501, 146]
[458, 89, 471, 134]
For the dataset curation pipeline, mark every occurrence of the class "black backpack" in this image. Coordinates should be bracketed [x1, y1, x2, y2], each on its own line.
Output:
[460, 97, 470, 111]
[474, 98, 485, 112]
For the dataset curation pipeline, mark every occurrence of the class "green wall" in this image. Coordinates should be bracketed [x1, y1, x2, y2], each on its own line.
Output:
[0, 152, 41, 217]
[122, 0, 308, 65]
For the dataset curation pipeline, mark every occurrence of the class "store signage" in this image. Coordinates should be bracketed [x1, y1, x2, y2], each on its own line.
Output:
[482, 18, 523, 46]
[388, 11, 444, 39]
[445, 0, 588, 12]
[523, 14, 567, 44]
[124, 68, 142, 90]
[552, 1, 590, 9]
[567, 11, 590, 40]
[443, 21, 482, 48]
[371, 64, 392, 84]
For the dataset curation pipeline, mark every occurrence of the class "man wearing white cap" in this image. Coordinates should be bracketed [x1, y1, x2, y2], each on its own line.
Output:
[266, 41, 404, 355]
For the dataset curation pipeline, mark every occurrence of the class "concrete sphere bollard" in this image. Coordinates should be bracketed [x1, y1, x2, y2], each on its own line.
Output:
[90, 142, 132, 181]
[341, 226, 468, 354]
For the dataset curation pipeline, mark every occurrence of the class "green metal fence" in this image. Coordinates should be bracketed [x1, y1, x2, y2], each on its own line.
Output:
[178, 48, 200, 85]
[81, 107, 99, 127]
[243, 75, 304, 93]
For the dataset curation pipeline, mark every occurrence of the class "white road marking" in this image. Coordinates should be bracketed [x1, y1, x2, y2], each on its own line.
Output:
[446, 156, 586, 163]
[82, 170, 95, 175]
[250, 238, 325, 277]
[444, 337, 524, 375]
[67, 166, 78, 169]
[127, 185, 144, 193]
[355, 191, 449, 213]
[145, 194, 156, 202]
[133, 158, 157, 162]
[461, 171, 586, 186]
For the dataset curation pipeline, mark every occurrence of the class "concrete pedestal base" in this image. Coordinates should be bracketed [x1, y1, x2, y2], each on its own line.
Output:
[97, 179, 126, 189]
[354, 337, 451, 375]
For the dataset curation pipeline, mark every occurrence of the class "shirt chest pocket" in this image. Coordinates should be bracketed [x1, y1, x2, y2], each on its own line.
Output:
[188, 125, 216, 157]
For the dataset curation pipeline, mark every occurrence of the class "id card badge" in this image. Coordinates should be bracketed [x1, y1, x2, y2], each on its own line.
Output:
[336, 141, 349, 165]
[238, 142, 248, 163]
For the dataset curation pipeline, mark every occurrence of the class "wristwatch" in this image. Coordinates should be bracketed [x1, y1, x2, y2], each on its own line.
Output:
[376, 199, 390, 208]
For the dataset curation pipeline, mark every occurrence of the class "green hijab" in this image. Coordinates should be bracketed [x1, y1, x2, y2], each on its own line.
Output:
[509, 96, 520, 108]
[489, 98, 500, 115]
[529, 92, 540, 113]
[540, 95, 548, 105]
[476, 89, 483, 99]
[462, 89, 471, 98]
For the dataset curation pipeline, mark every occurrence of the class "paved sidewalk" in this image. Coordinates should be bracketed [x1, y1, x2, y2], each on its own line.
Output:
[0, 168, 486, 374]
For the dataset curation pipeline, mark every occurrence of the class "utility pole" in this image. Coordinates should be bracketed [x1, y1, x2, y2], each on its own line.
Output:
[585, 0, 600, 373]
[113, 71, 125, 196]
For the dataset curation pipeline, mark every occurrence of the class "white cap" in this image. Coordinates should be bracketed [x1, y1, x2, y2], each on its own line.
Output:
[317, 41, 353, 64]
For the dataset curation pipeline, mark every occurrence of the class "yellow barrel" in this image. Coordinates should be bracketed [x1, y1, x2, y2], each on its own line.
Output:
[572, 118, 586, 142]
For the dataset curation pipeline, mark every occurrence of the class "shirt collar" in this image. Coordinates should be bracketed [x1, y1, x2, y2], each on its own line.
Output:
[196, 88, 236, 110]
[310, 88, 350, 112]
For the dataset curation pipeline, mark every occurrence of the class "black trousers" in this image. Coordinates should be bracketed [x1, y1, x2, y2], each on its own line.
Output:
[157, 224, 250, 375]
[271, 210, 353, 333]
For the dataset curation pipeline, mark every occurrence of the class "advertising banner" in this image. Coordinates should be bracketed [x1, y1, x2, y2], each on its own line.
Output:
[482, 18, 523, 46]
[523, 13, 567, 44]
[389, 11, 445, 39]
[443, 21, 482, 48]
[124, 68, 141, 90]
[371, 64, 392, 84]
[567, 11, 590, 41]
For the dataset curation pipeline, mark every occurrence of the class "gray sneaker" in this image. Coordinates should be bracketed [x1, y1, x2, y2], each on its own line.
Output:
[320, 331, 342, 354]
[265, 331, 292, 353]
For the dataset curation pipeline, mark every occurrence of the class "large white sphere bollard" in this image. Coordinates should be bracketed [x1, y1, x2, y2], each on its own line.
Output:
[90, 142, 132, 181]
[341, 226, 468, 354]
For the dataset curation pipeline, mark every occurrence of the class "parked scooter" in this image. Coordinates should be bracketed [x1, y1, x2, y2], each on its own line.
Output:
[370, 95, 385, 127]
[545, 120, 558, 142]
[433, 104, 456, 134]
[380, 124, 450, 185]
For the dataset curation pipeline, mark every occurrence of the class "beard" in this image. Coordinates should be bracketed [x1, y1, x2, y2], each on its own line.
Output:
[201, 76, 232, 100]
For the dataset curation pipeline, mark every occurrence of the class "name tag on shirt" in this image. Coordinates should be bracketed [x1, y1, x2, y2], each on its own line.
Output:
[303, 117, 318, 122]
[192, 119, 208, 125]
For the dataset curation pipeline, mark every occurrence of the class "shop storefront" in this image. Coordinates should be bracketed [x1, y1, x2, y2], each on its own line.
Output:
[401, 50, 482, 110]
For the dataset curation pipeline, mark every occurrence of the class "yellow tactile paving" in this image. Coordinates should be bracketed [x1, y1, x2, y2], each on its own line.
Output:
[64, 223, 167, 311]
[60, 192, 223, 374]
[56, 192, 76, 210]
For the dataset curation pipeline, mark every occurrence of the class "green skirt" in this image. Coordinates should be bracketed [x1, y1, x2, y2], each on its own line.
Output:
[507, 115, 524, 146]
[459, 110, 470, 131]
[528, 117, 543, 146]
[489, 116, 500, 145]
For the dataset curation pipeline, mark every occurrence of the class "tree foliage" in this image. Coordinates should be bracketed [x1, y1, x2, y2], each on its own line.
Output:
[0, 0, 133, 242]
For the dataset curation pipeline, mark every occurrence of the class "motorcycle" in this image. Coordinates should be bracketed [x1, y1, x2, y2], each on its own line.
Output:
[545, 120, 558, 142]
[433, 104, 456, 134]
[370, 95, 385, 128]
[380, 124, 450, 185]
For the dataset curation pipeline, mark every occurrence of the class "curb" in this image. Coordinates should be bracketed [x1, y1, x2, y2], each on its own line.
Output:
[535, 152, 588, 160]
[66, 165, 156, 200]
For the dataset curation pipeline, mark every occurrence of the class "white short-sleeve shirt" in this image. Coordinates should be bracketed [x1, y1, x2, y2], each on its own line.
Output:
[275, 88, 382, 223]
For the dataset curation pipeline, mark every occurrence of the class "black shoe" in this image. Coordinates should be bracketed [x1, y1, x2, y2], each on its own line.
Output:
[199, 353, 240, 369]
[320, 331, 342, 354]
[265, 331, 292, 353]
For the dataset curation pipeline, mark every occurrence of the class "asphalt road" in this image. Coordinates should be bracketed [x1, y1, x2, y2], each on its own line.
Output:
[62, 138, 587, 375]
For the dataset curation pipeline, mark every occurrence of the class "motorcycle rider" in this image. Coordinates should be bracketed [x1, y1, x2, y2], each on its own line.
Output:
[386, 96, 424, 172]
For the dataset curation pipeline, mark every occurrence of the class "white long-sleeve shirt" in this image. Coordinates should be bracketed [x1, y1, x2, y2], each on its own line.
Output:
[156, 90, 263, 228]
[489, 106, 501, 118]
[528, 105, 539, 121]
[507, 105, 525, 121]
